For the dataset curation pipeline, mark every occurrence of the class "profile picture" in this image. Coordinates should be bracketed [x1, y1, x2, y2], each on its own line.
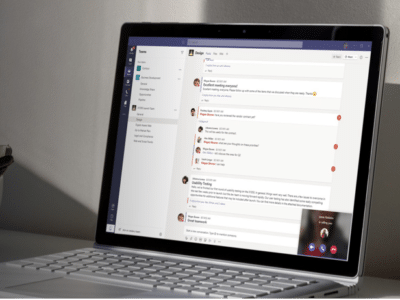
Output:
[197, 137, 202, 143]
[132, 105, 136, 111]
[178, 213, 184, 222]
[343, 43, 348, 49]
[195, 158, 199, 164]
[198, 126, 203, 133]
[182, 176, 188, 184]
[196, 147, 201, 154]
[193, 78, 200, 87]
[189, 49, 194, 56]
[320, 228, 329, 239]
[191, 108, 196, 116]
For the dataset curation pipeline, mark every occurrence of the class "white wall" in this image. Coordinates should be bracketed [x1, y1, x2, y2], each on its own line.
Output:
[0, 0, 400, 279]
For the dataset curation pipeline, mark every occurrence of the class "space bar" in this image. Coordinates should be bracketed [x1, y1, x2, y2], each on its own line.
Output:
[69, 272, 157, 288]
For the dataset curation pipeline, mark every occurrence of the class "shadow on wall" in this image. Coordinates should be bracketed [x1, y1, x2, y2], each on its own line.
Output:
[364, 83, 400, 280]
[0, 162, 97, 240]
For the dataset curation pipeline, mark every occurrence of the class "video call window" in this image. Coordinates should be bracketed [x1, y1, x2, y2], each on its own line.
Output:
[297, 209, 352, 260]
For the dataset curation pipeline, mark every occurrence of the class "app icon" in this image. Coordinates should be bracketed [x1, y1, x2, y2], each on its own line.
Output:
[130, 46, 135, 51]
[136, 75, 140, 80]
[189, 49, 194, 56]
[308, 243, 315, 252]
[330, 245, 337, 254]
[137, 66, 141, 71]
[128, 58, 133, 63]
[319, 244, 326, 253]
[343, 43, 348, 49]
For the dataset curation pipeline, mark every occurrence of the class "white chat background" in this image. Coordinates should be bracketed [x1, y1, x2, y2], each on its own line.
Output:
[201, 77, 343, 110]
[189, 175, 330, 210]
[195, 108, 338, 183]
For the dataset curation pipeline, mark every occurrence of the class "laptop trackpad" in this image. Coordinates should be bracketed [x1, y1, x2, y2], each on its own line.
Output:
[5, 277, 149, 298]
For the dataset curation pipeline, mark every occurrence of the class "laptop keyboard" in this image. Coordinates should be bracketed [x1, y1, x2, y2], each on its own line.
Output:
[6, 248, 318, 298]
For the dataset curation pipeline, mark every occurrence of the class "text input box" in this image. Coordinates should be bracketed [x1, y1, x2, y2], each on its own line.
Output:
[203, 60, 345, 79]
[184, 227, 298, 248]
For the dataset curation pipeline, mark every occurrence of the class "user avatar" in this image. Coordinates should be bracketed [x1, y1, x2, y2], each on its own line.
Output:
[132, 105, 136, 111]
[195, 158, 199, 164]
[182, 176, 188, 184]
[198, 126, 203, 133]
[189, 49, 194, 56]
[197, 137, 202, 143]
[178, 213, 184, 222]
[196, 147, 201, 154]
[191, 108, 196, 116]
[320, 228, 329, 239]
[193, 78, 200, 87]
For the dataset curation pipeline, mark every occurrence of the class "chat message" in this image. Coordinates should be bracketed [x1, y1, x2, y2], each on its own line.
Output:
[186, 212, 300, 234]
[193, 107, 338, 183]
[200, 77, 343, 110]
[189, 175, 330, 210]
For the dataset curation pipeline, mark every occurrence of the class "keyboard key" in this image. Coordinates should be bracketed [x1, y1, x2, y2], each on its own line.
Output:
[143, 266, 167, 272]
[157, 284, 181, 291]
[38, 266, 64, 272]
[201, 279, 225, 285]
[174, 286, 199, 293]
[24, 263, 47, 270]
[6, 260, 33, 268]
[165, 274, 189, 280]
[208, 292, 233, 299]
[191, 289, 214, 296]
[159, 279, 184, 285]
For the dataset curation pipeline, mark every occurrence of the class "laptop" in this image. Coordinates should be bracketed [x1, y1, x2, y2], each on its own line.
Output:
[0, 23, 388, 298]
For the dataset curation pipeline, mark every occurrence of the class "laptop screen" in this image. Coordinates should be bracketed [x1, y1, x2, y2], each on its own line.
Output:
[105, 37, 372, 262]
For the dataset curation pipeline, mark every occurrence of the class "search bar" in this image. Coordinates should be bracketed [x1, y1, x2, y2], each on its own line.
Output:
[187, 39, 303, 49]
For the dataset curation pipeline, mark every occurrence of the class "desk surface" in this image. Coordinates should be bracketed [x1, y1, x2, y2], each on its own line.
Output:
[0, 229, 399, 298]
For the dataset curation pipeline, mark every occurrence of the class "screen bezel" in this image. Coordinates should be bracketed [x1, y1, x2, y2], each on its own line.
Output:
[96, 23, 386, 278]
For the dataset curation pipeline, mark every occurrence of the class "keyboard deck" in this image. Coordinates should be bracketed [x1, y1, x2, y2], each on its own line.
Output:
[6, 248, 318, 298]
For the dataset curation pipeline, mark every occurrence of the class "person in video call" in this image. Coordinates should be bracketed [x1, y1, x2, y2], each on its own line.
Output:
[193, 78, 200, 87]
[320, 228, 329, 239]
[182, 176, 188, 184]
[196, 147, 201, 154]
[178, 213, 184, 222]
[191, 108, 196, 116]
[198, 126, 203, 133]
[197, 137, 202, 143]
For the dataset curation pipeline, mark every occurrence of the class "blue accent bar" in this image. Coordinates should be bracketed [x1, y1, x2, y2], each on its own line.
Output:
[128, 37, 372, 51]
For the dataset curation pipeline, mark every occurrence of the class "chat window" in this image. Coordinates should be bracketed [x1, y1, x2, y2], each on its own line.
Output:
[297, 209, 352, 260]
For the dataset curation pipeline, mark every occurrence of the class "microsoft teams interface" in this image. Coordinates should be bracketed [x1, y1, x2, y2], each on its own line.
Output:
[106, 37, 372, 261]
